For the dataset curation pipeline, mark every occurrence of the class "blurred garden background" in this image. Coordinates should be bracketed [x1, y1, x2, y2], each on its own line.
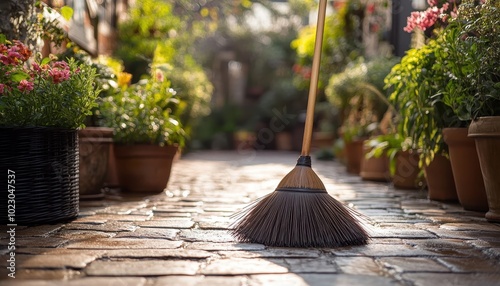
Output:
[1, 0, 417, 153]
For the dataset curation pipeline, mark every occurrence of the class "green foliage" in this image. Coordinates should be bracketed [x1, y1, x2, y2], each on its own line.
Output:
[0, 39, 99, 129]
[326, 57, 397, 141]
[365, 134, 412, 175]
[99, 68, 186, 147]
[152, 43, 212, 135]
[385, 37, 457, 167]
[384, 0, 500, 167]
[440, 0, 500, 121]
[114, 0, 181, 80]
[291, 0, 364, 90]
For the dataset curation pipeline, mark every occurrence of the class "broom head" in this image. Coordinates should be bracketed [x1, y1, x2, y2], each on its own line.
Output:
[231, 156, 369, 247]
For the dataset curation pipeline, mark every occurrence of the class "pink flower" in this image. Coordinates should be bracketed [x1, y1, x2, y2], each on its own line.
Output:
[18, 80, 34, 93]
[49, 67, 70, 83]
[0, 84, 5, 94]
[427, 0, 438, 6]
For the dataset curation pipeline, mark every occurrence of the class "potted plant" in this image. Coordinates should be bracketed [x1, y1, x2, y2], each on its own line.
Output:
[384, 35, 461, 201]
[0, 37, 99, 225]
[60, 50, 122, 198]
[99, 66, 186, 193]
[439, 0, 500, 221]
[365, 133, 423, 189]
[326, 58, 396, 175]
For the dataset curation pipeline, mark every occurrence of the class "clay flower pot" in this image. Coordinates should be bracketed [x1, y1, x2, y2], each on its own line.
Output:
[78, 127, 113, 199]
[424, 154, 457, 202]
[114, 144, 178, 193]
[468, 117, 500, 222]
[443, 128, 488, 212]
[392, 150, 423, 190]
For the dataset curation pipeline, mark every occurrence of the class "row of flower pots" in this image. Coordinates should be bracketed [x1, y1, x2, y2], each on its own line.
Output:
[343, 119, 500, 223]
[79, 127, 179, 198]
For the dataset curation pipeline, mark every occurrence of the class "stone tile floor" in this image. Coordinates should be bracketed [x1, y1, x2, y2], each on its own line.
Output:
[1, 150, 500, 286]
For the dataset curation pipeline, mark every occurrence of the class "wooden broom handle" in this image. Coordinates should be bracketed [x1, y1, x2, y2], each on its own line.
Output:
[301, 0, 327, 156]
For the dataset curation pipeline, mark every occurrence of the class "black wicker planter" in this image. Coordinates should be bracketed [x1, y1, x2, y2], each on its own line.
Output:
[0, 127, 79, 225]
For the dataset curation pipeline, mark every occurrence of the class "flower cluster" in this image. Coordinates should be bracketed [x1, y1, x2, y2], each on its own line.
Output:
[0, 38, 99, 128]
[403, 0, 462, 33]
[0, 41, 75, 96]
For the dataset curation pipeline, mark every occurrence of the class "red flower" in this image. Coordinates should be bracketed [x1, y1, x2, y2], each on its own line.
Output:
[18, 80, 34, 93]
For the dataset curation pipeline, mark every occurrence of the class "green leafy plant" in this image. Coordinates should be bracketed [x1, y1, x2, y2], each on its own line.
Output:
[384, 35, 460, 167]
[440, 0, 500, 121]
[0, 37, 99, 129]
[99, 68, 186, 147]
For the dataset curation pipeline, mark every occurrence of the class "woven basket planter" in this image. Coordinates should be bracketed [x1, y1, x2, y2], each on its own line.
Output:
[0, 127, 79, 225]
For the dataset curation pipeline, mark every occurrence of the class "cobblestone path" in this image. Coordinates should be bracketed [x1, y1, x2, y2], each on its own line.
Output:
[1, 151, 500, 285]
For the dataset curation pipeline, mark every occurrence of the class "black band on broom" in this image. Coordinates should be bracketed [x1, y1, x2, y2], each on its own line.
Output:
[230, 0, 369, 248]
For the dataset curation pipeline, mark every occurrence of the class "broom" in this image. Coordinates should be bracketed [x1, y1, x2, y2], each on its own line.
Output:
[230, 0, 369, 247]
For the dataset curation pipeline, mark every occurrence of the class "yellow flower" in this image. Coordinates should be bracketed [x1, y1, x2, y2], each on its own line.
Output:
[117, 72, 132, 87]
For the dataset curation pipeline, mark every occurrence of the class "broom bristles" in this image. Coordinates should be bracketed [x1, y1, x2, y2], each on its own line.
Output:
[231, 162, 369, 248]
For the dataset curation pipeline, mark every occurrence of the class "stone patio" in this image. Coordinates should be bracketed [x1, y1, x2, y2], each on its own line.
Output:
[1, 151, 500, 285]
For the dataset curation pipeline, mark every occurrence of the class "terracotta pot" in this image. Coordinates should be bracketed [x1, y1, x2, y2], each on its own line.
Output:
[443, 128, 488, 212]
[78, 127, 113, 198]
[468, 117, 500, 222]
[275, 132, 293, 151]
[360, 142, 390, 182]
[392, 150, 423, 189]
[424, 154, 458, 202]
[114, 144, 178, 193]
[344, 139, 364, 174]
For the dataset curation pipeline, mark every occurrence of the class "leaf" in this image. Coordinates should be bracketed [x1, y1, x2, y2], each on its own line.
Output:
[60, 6, 74, 21]
[10, 71, 30, 82]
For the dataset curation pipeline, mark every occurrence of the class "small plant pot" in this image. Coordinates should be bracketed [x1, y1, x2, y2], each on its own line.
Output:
[78, 127, 113, 199]
[392, 150, 423, 189]
[114, 144, 178, 193]
[424, 154, 458, 202]
[468, 117, 500, 222]
[443, 128, 488, 212]
[360, 143, 390, 182]
[344, 139, 364, 174]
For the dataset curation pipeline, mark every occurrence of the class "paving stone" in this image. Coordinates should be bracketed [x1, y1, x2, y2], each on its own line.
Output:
[16, 225, 64, 237]
[13, 254, 97, 269]
[137, 219, 195, 229]
[86, 260, 200, 276]
[202, 258, 288, 275]
[185, 242, 265, 251]
[55, 230, 116, 240]
[153, 206, 204, 214]
[103, 249, 213, 259]
[334, 257, 383, 276]
[66, 238, 183, 249]
[0, 237, 68, 248]
[437, 257, 500, 273]
[379, 257, 450, 273]
[197, 218, 233, 229]
[285, 258, 337, 273]
[114, 227, 179, 239]
[218, 248, 321, 259]
[7, 269, 82, 280]
[402, 273, 500, 286]
[64, 222, 137, 232]
[440, 223, 500, 232]
[178, 229, 236, 242]
[404, 238, 470, 249]
[1, 277, 147, 286]
[248, 274, 402, 286]
[153, 275, 246, 286]
[331, 244, 436, 257]
[369, 226, 437, 239]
